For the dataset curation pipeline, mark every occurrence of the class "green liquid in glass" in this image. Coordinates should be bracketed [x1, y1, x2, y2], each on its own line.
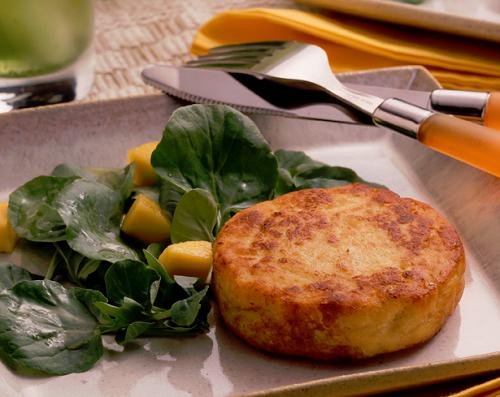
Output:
[0, 0, 93, 78]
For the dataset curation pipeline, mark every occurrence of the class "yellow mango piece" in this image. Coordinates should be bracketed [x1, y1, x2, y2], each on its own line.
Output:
[0, 202, 18, 253]
[121, 194, 170, 244]
[127, 141, 159, 186]
[159, 241, 213, 280]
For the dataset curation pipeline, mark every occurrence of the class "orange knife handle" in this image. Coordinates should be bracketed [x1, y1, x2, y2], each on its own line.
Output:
[418, 113, 500, 177]
[373, 99, 500, 177]
[484, 92, 500, 131]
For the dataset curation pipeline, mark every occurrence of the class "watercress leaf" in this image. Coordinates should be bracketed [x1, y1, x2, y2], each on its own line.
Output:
[104, 260, 160, 307]
[52, 164, 135, 200]
[99, 164, 135, 200]
[274, 168, 295, 196]
[56, 179, 138, 263]
[51, 163, 83, 178]
[143, 249, 188, 310]
[142, 322, 208, 336]
[0, 263, 31, 290]
[94, 297, 147, 333]
[78, 259, 103, 281]
[44, 249, 61, 280]
[145, 243, 165, 259]
[294, 176, 353, 190]
[93, 164, 135, 200]
[150, 279, 161, 306]
[150, 306, 171, 321]
[151, 104, 278, 227]
[54, 242, 103, 286]
[274, 149, 364, 194]
[71, 287, 109, 323]
[169, 285, 209, 327]
[294, 164, 361, 187]
[143, 248, 174, 284]
[54, 243, 82, 284]
[170, 188, 217, 243]
[8, 176, 77, 242]
[93, 301, 123, 317]
[115, 321, 153, 345]
[0, 280, 103, 375]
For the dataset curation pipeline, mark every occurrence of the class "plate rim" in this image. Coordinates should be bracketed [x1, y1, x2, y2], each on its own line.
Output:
[297, 0, 500, 43]
[244, 352, 500, 396]
[1, 65, 498, 397]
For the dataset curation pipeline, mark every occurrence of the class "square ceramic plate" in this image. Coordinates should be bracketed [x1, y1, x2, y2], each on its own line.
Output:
[0, 67, 499, 397]
[297, 0, 500, 43]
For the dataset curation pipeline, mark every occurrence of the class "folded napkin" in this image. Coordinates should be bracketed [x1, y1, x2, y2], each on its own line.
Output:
[192, 8, 500, 92]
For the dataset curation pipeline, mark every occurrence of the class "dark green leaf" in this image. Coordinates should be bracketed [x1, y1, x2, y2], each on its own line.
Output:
[94, 297, 147, 333]
[145, 243, 165, 259]
[78, 259, 102, 280]
[143, 249, 188, 310]
[149, 279, 161, 306]
[141, 321, 209, 336]
[151, 104, 278, 228]
[170, 188, 217, 243]
[0, 280, 103, 375]
[71, 287, 109, 323]
[51, 164, 84, 178]
[56, 179, 138, 262]
[8, 176, 77, 242]
[97, 164, 134, 201]
[0, 263, 32, 290]
[143, 248, 174, 284]
[44, 250, 60, 280]
[274, 149, 363, 195]
[115, 321, 153, 345]
[104, 260, 160, 307]
[54, 243, 103, 286]
[52, 164, 135, 200]
[169, 286, 209, 327]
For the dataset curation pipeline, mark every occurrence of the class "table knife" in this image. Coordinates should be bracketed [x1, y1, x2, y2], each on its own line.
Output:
[142, 65, 499, 130]
[142, 64, 500, 177]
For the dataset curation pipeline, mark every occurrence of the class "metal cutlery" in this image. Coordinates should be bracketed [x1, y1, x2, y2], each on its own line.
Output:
[143, 41, 500, 177]
[142, 64, 499, 128]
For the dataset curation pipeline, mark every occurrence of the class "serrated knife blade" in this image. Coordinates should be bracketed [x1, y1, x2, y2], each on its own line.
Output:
[141, 65, 427, 124]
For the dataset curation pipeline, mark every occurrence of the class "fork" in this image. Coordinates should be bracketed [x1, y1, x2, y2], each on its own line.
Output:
[187, 41, 500, 177]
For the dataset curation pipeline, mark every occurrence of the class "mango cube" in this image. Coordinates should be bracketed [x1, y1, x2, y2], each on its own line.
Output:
[159, 241, 213, 280]
[127, 141, 159, 186]
[121, 194, 170, 244]
[0, 202, 18, 253]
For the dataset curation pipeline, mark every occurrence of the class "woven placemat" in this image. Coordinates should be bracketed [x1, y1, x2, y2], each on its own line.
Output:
[89, 0, 296, 100]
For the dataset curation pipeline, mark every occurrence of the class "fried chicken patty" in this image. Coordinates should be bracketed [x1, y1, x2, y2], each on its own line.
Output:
[213, 184, 465, 359]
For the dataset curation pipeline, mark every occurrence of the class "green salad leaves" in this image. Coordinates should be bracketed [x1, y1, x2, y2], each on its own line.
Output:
[152, 105, 279, 231]
[1, 104, 372, 376]
[152, 104, 369, 239]
[0, 266, 104, 375]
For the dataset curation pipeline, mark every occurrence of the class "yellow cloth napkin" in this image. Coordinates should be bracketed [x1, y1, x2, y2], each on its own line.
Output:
[192, 8, 500, 91]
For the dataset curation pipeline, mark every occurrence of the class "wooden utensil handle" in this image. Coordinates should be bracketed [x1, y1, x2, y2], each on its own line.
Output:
[419, 113, 500, 177]
[484, 92, 500, 131]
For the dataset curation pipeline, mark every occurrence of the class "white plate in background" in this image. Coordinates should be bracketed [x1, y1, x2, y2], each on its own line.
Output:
[297, 0, 500, 42]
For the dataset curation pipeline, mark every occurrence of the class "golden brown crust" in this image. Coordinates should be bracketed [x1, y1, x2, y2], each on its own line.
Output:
[213, 184, 465, 359]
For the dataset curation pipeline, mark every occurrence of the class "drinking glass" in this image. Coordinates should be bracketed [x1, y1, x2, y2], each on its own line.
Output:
[0, 0, 94, 112]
